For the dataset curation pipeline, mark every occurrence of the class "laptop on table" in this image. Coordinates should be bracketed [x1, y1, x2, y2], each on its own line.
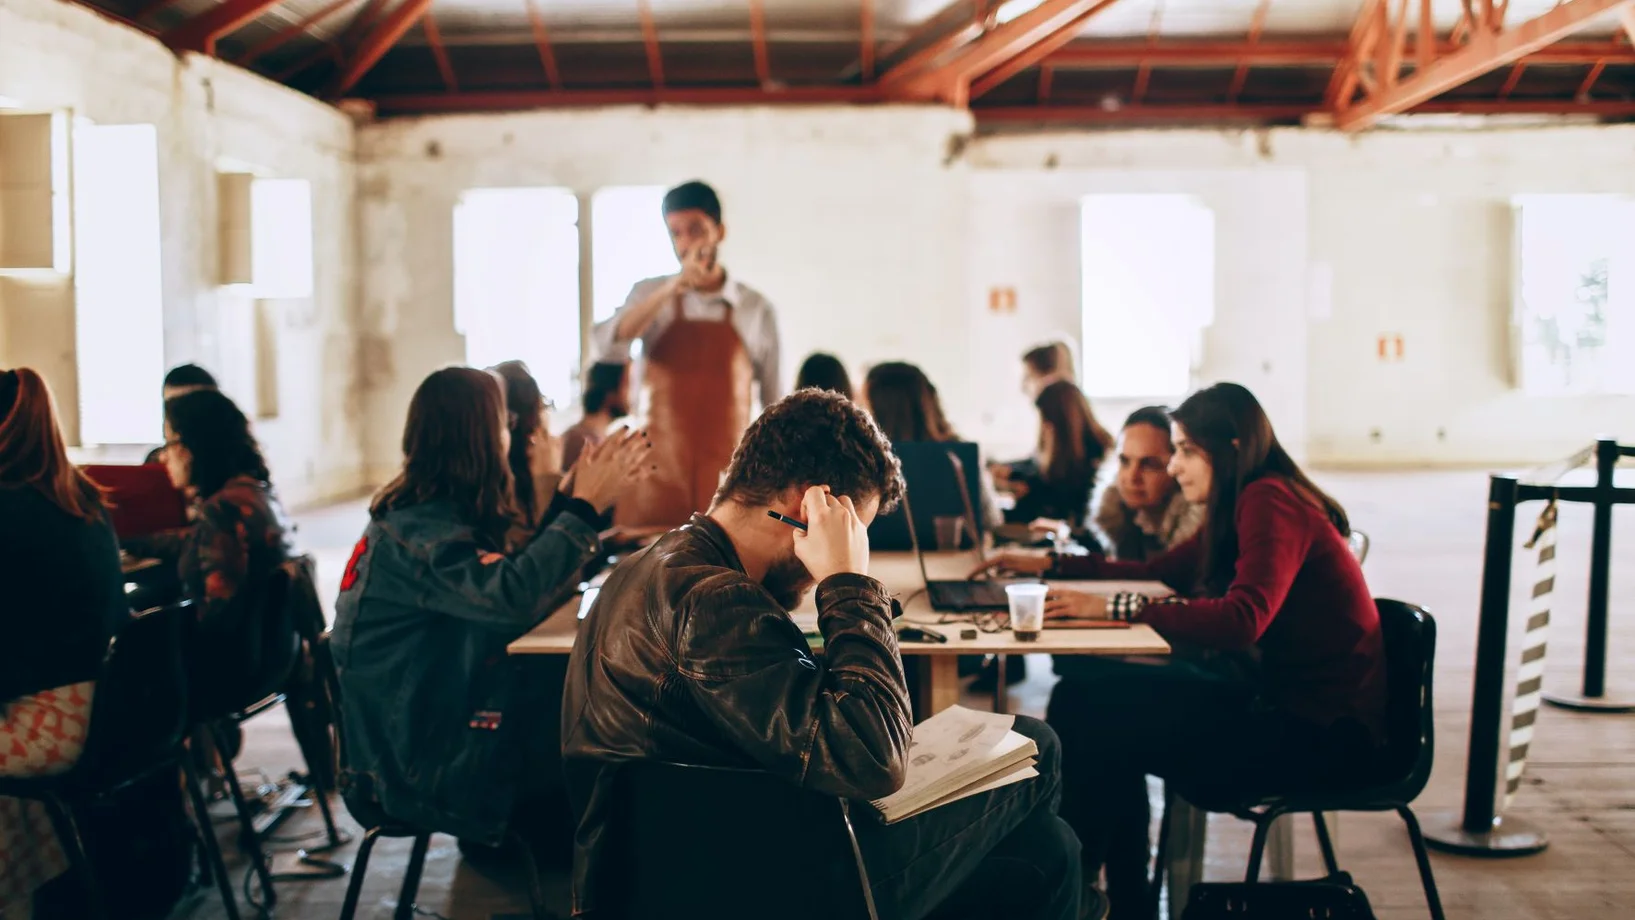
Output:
[900, 448, 1033, 613]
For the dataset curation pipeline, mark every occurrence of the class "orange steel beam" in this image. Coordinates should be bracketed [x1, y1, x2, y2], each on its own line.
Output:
[969, 0, 1122, 98]
[878, 20, 984, 87]
[239, 0, 356, 67]
[860, 0, 875, 80]
[1577, 58, 1607, 96]
[1227, 0, 1273, 102]
[1327, 0, 1387, 108]
[921, 38, 1634, 69]
[975, 98, 1635, 123]
[875, 0, 971, 63]
[423, 12, 458, 91]
[637, 0, 665, 88]
[523, 0, 563, 90]
[371, 85, 877, 113]
[330, 0, 435, 97]
[1382, 0, 1412, 88]
[749, 0, 772, 85]
[1336, 0, 1634, 131]
[1417, 0, 1434, 71]
[1037, 63, 1054, 101]
[165, 0, 287, 53]
[1131, 2, 1165, 104]
[1497, 62, 1526, 96]
[901, 0, 1127, 102]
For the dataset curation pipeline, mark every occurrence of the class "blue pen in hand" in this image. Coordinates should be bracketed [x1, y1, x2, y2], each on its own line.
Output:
[766, 510, 808, 532]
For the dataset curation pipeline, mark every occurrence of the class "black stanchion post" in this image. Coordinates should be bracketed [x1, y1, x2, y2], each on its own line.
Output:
[1544, 437, 1635, 712]
[1424, 474, 1548, 856]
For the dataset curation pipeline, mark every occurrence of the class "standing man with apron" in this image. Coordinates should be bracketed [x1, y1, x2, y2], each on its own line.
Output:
[592, 181, 783, 528]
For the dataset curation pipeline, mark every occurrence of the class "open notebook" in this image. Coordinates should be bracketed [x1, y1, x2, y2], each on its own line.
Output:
[870, 706, 1039, 825]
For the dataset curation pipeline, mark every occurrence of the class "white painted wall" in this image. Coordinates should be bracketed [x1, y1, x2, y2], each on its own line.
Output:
[974, 126, 1635, 467]
[0, 0, 364, 506]
[356, 106, 975, 482]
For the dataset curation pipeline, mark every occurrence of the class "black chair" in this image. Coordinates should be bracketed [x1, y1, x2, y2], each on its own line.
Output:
[598, 760, 879, 920]
[1151, 599, 1445, 920]
[321, 633, 549, 920]
[0, 601, 246, 920]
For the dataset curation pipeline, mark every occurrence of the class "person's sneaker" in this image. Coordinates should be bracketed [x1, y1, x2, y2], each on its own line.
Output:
[1080, 884, 1111, 920]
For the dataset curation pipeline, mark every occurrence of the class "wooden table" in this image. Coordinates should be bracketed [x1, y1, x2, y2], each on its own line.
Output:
[508, 551, 1171, 714]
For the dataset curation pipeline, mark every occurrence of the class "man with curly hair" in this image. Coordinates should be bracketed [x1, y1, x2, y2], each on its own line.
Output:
[562, 388, 1085, 920]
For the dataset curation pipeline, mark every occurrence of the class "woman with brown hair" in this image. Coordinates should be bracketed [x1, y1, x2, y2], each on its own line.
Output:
[996, 380, 1115, 533]
[492, 360, 563, 529]
[331, 366, 649, 861]
[0, 368, 128, 917]
[984, 383, 1385, 918]
[861, 362, 1001, 529]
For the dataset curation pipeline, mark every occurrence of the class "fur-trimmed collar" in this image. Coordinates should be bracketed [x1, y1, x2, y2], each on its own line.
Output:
[1091, 483, 1204, 561]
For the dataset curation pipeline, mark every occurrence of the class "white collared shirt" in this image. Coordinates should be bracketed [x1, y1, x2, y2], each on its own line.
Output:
[591, 273, 783, 405]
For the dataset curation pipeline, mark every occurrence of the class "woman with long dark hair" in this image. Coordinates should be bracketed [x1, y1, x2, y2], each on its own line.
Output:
[492, 360, 562, 528]
[332, 366, 648, 859]
[996, 380, 1114, 533]
[0, 369, 127, 916]
[794, 352, 853, 400]
[862, 362, 1000, 528]
[983, 383, 1385, 918]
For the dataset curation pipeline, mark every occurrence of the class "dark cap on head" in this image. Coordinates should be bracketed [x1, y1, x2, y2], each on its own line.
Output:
[662, 181, 722, 224]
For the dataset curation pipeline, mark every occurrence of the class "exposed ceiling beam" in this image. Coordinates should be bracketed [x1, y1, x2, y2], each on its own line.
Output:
[422, 12, 458, 91]
[239, 0, 356, 67]
[330, 0, 435, 97]
[1326, 0, 1387, 109]
[1335, 0, 1635, 131]
[164, 0, 286, 53]
[976, 98, 1635, 123]
[970, 0, 1122, 98]
[1227, 0, 1273, 102]
[1130, 1, 1166, 104]
[637, 0, 666, 88]
[748, 0, 772, 86]
[370, 85, 877, 114]
[1577, 58, 1608, 96]
[1033, 39, 1632, 68]
[877, 19, 984, 88]
[860, 0, 876, 80]
[899, 0, 1128, 103]
[523, 0, 563, 91]
[875, 0, 976, 64]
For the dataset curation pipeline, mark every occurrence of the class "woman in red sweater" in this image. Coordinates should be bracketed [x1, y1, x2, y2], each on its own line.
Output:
[986, 382, 1386, 919]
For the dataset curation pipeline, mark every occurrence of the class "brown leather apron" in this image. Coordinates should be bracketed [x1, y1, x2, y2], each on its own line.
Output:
[614, 296, 753, 528]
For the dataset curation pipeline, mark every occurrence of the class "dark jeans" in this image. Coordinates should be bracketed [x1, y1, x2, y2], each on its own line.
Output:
[853, 715, 1082, 920]
[1045, 660, 1379, 920]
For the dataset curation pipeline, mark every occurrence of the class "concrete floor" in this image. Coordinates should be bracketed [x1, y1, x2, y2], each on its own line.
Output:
[171, 469, 1635, 920]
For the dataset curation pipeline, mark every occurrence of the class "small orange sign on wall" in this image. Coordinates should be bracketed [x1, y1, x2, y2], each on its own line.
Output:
[988, 287, 1017, 314]
[1376, 333, 1405, 362]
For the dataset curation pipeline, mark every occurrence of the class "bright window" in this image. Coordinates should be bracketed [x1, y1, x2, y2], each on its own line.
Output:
[251, 178, 314, 299]
[1513, 195, 1635, 396]
[453, 187, 582, 408]
[73, 123, 163, 445]
[1080, 194, 1215, 400]
[591, 186, 678, 324]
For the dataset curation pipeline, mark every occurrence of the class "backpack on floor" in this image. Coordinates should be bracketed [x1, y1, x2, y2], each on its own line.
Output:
[1182, 872, 1376, 920]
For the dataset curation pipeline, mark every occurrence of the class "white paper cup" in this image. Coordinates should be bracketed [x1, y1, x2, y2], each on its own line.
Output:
[1005, 583, 1048, 641]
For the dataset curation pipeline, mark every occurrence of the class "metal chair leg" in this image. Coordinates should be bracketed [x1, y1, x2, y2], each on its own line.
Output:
[1149, 791, 1173, 920]
[1244, 812, 1276, 883]
[183, 753, 243, 920]
[1397, 807, 1447, 920]
[39, 796, 108, 920]
[838, 800, 882, 920]
[311, 778, 344, 848]
[1312, 812, 1342, 877]
[394, 833, 432, 920]
[211, 725, 277, 908]
[338, 827, 384, 920]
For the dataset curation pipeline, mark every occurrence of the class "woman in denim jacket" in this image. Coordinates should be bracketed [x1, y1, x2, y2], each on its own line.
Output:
[331, 366, 649, 850]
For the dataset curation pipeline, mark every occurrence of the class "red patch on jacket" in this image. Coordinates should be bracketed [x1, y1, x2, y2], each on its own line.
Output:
[340, 536, 368, 591]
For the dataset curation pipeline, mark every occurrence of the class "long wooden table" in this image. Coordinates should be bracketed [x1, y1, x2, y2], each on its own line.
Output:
[508, 551, 1171, 714]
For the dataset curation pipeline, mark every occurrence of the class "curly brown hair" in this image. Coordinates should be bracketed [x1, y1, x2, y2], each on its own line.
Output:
[714, 389, 905, 513]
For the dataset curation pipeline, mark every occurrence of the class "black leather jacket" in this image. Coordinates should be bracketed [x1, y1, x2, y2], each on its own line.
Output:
[561, 514, 911, 917]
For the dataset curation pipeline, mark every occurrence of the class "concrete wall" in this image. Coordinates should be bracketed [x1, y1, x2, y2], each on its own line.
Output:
[0, 0, 364, 506]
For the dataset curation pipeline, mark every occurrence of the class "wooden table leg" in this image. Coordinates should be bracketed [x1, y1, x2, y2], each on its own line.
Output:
[919, 657, 962, 715]
[993, 654, 1008, 713]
